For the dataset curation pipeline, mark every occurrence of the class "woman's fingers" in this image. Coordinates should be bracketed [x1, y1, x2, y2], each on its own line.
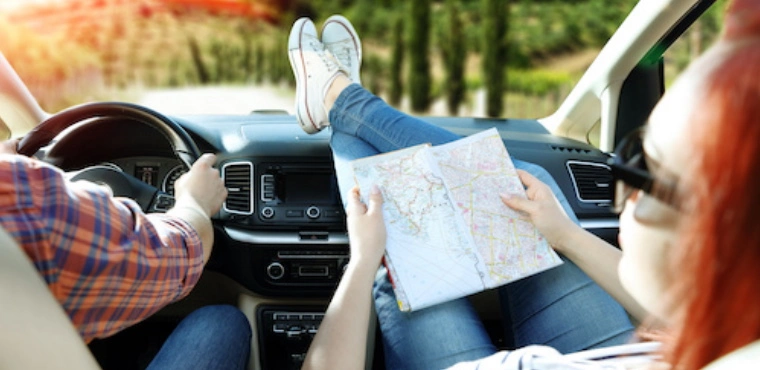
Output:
[366, 186, 383, 215]
[346, 186, 367, 216]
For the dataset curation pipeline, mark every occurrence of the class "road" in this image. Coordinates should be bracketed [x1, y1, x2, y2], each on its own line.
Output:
[137, 84, 489, 117]
[137, 85, 295, 116]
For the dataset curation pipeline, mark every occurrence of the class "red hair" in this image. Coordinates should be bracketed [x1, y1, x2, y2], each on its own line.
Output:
[664, 2, 760, 368]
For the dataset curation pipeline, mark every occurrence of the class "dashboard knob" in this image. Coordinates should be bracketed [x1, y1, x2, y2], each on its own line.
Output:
[267, 262, 285, 280]
[261, 206, 275, 219]
[305, 206, 321, 219]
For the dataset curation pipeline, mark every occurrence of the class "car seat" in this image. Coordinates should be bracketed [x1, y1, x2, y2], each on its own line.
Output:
[0, 225, 100, 369]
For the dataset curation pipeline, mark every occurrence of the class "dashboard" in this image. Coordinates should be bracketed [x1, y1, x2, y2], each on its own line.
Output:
[42, 112, 618, 297]
[102, 157, 186, 196]
[39, 110, 619, 369]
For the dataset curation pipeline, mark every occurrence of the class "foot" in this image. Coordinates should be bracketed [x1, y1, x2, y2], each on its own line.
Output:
[321, 15, 362, 85]
[288, 18, 347, 134]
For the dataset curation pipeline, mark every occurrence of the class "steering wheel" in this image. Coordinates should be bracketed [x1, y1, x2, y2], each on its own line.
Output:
[16, 102, 201, 213]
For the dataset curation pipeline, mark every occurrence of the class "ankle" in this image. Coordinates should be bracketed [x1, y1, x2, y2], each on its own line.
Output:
[324, 74, 352, 112]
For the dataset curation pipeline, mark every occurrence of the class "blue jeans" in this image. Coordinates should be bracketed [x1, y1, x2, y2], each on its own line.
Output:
[146, 305, 251, 370]
[328, 84, 634, 369]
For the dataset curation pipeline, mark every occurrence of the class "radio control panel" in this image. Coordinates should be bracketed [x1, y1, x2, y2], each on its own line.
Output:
[263, 249, 349, 286]
[254, 163, 345, 228]
[257, 306, 326, 370]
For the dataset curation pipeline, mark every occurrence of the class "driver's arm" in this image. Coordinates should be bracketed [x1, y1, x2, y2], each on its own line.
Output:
[0, 138, 19, 155]
[166, 153, 227, 263]
[0, 152, 225, 342]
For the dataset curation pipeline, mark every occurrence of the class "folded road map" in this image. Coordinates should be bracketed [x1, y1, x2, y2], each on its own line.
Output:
[352, 128, 562, 311]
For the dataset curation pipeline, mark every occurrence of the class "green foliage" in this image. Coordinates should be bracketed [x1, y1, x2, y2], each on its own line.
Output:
[389, 13, 405, 106]
[440, 0, 467, 115]
[0, 20, 99, 84]
[506, 69, 573, 96]
[662, 0, 727, 86]
[508, 1, 635, 67]
[253, 44, 266, 84]
[482, 0, 507, 117]
[1, 0, 728, 116]
[363, 53, 386, 95]
[407, 0, 432, 113]
[188, 36, 211, 84]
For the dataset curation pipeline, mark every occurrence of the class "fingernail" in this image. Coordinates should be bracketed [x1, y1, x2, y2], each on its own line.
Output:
[371, 185, 381, 194]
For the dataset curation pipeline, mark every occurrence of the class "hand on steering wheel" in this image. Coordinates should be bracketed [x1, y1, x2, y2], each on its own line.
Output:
[16, 102, 203, 213]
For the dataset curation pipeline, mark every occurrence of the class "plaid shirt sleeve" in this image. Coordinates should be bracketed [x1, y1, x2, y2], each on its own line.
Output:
[0, 155, 205, 342]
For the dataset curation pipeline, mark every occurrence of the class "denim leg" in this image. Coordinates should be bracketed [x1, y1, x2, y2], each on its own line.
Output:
[374, 268, 496, 370]
[146, 305, 252, 370]
[498, 255, 634, 353]
[328, 88, 633, 365]
[329, 84, 460, 151]
[500, 162, 634, 353]
[331, 132, 495, 369]
[330, 131, 382, 205]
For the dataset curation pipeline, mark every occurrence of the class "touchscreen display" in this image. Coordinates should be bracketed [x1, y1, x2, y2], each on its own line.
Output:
[282, 172, 339, 204]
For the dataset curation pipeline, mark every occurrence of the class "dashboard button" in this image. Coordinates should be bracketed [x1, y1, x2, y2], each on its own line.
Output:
[261, 206, 275, 219]
[305, 206, 320, 219]
[267, 262, 285, 280]
[324, 209, 342, 218]
[287, 210, 304, 218]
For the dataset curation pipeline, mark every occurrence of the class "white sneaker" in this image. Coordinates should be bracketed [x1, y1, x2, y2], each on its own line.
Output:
[288, 17, 347, 134]
[321, 15, 362, 85]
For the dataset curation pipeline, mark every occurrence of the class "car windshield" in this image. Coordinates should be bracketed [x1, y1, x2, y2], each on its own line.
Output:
[0, 0, 725, 120]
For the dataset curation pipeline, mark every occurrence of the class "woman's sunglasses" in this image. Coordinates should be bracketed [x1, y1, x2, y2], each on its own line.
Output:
[607, 128, 680, 215]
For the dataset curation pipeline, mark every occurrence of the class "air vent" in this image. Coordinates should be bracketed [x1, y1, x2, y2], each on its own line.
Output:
[566, 161, 613, 203]
[223, 162, 253, 215]
[551, 145, 592, 155]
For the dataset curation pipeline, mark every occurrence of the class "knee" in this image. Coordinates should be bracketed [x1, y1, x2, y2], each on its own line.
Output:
[187, 304, 252, 342]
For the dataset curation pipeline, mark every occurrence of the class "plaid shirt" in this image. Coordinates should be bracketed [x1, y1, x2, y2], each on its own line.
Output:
[0, 155, 204, 342]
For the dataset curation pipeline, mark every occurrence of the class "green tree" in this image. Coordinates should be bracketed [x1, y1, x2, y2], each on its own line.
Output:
[407, 0, 431, 113]
[241, 29, 253, 82]
[364, 54, 385, 95]
[482, 0, 508, 117]
[269, 45, 284, 84]
[389, 13, 404, 106]
[254, 43, 265, 84]
[350, 0, 373, 35]
[441, 0, 466, 115]
[187, 36, 210, 84]
[211, 40, 224, 83]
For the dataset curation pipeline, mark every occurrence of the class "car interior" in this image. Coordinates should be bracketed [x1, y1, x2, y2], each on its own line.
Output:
[0, 0, 717, 369]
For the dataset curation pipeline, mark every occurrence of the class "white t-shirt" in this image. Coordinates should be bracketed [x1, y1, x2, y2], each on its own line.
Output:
[703, 340, 760, 370]
[446, 342, 662, 370]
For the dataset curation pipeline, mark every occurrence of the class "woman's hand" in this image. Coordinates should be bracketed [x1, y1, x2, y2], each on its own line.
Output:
[302, 186, 385, 370]
[346, 186, 386, 267]
[500, 170, 579, 253]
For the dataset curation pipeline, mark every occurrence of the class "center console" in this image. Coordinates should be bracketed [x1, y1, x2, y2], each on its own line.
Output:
[218, 159, 349, 295]
[222, 161, 345, 229]
[256, 305, 326, 370]
[215, 158, 352, 369]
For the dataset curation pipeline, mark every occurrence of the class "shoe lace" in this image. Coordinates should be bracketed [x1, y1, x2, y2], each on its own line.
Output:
[308, 39, 342, 72]
[328, 42, 354, 69]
